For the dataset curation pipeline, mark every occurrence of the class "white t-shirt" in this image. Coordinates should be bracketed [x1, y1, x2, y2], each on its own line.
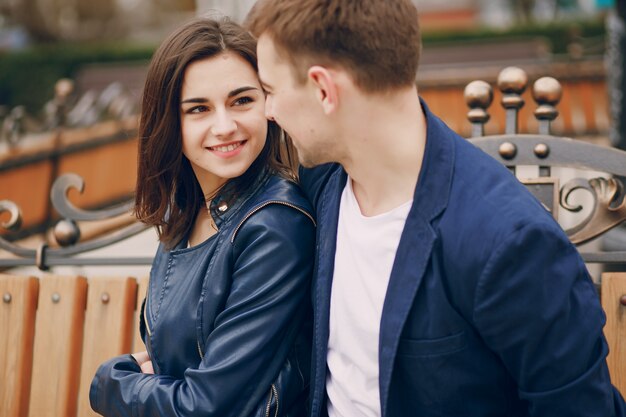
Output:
[326, 178, 412, 417]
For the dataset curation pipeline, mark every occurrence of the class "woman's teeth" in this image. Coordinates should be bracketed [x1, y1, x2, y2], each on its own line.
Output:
[210, 142, 242, 152]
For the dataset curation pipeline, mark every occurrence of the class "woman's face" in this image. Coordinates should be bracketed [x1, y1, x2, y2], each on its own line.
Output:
[180, 51, 268, 195]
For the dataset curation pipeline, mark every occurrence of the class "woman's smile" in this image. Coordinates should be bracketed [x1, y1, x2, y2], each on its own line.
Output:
[207, 139, 247, 157]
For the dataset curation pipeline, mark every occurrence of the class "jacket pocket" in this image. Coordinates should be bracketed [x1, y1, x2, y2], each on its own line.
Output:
[395, 331, 470, 409]
[397, 331, 467, 357]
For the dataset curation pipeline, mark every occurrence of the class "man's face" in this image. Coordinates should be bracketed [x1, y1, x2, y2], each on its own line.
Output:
[257, 34, 335, 167]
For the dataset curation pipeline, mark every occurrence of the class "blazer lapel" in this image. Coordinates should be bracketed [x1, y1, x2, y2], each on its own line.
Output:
[310, 168, 347, 417]
[378, 100, 457, 417]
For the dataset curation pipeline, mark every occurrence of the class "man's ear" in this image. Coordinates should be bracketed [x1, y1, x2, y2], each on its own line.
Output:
[307, 66, 338, 115]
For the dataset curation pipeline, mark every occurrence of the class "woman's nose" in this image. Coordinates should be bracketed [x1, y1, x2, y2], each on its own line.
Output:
[211, 110, 237, 137]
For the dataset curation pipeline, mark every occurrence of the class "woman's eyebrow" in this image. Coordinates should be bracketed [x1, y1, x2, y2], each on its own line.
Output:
[181, 86, 260, 104]
[228, 86, 260, 97]
[181, 97, 208, 104]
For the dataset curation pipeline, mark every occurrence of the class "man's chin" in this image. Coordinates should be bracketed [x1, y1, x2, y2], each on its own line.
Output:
[294, 146, 334, 168]
[298, 159, 319, 168]
[298, 154, 327, 168]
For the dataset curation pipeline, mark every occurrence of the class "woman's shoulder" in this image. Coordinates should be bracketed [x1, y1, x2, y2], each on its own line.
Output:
[247, 173, 313, 214]
[229, 174, 316, 244]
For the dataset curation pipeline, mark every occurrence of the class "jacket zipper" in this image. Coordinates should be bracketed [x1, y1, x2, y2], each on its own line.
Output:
[231, 201, 316, 243]
[143, 289, 153, 337]
[195, 200, 302, 412]
[265, 383, 279, 417]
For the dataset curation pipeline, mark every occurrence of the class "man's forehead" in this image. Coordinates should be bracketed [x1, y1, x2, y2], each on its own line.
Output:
[257, 34, 289, 85]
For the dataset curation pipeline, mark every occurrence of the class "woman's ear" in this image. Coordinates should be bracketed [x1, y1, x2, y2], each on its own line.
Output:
[307, 66, 338, 115]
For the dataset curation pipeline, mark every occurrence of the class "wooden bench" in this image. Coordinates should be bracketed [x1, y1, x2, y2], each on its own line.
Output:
[1, 274, 148, 417]
[1, 174, 152, 417]
[0, 66, 625, 416]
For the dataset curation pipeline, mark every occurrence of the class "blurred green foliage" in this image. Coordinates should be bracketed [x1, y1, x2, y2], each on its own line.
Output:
[0, 18, 607, 115]
[422, 18, 606, 54]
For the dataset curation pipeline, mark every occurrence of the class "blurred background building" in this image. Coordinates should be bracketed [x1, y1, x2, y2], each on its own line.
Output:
[0, 0, 618, 44]
[0, 0, 623, 275]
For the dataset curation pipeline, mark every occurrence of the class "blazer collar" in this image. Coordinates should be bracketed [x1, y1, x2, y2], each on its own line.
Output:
[378, 99, 457, 417]
[410, 98, 455, 222]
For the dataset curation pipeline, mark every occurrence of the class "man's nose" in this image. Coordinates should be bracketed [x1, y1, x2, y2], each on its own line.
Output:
[264, 95, 275, 121]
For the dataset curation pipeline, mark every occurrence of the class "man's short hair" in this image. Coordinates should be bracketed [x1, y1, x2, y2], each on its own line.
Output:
[246, 0, 422, 93]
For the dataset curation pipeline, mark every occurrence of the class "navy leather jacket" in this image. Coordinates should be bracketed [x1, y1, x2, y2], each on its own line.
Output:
[90, 173, 316, 417]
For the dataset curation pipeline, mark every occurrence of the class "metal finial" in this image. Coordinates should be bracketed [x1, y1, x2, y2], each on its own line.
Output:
[497, 67, 528, 134]
[464, 80, 493, 109]
[55, 79, 75, 100]
[53, 219, 81, 247]
[533, 77, 562, 134]
[497, 67, 529, 95]
[464, 80, 493, 138]
[533, 77, 562, 106]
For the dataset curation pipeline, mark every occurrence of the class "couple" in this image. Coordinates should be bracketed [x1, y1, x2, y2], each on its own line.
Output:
[90, 0, 626, 416]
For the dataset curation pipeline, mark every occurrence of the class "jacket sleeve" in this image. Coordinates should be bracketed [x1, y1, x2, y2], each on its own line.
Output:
[473, 221, 626, 416]
[90, 204, 315, 417]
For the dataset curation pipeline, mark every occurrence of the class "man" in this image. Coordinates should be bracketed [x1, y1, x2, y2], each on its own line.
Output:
[246, 1, 626, 416]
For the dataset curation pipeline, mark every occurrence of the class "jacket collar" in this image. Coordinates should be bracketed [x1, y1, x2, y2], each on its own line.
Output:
[208, 169, 272, 229]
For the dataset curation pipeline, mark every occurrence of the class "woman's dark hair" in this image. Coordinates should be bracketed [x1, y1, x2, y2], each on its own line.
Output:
[134, 17, 296, 248]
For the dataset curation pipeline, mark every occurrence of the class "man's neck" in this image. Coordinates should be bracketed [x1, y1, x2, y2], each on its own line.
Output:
[340, 87, 427, 217]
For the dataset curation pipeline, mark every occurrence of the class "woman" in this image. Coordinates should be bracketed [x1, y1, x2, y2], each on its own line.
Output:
[90, 18, 315, 417]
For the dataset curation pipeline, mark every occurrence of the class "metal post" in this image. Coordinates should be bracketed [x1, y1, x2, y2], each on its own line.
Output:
[606, 5, 626, 151]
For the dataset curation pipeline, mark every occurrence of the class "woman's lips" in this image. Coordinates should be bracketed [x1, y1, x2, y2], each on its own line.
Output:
[207, 140, 247, 157]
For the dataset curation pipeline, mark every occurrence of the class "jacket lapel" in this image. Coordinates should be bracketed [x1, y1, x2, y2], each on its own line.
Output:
[310, 168, 347, 417]
[378, 101, 456, 417]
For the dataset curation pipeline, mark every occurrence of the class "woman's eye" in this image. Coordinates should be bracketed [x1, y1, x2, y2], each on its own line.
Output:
[233, 96, 254, 106]
[188, 105, 208, 114]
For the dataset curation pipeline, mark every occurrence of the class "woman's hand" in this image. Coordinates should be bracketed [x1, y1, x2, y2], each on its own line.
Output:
[132, 351, 155, 374]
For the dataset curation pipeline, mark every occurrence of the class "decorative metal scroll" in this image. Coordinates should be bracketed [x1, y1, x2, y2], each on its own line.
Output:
[464, 67, 626, 264]
[0, 173, 151, 270]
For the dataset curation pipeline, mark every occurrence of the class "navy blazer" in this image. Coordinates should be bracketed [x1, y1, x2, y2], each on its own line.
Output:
[300, 102, 626, 417]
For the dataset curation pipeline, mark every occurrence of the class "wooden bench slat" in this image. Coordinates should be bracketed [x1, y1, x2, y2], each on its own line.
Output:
[76, 276, 138, 417]
[28, 275, 87, 417]
[132, 276, 149, 353]
[0, 275, 39, 417]
[601, 272, 626, 396]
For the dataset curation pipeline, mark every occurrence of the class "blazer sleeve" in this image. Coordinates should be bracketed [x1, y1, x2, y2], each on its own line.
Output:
[472, 221, 626, 416]
[89, 204, 315, 417]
